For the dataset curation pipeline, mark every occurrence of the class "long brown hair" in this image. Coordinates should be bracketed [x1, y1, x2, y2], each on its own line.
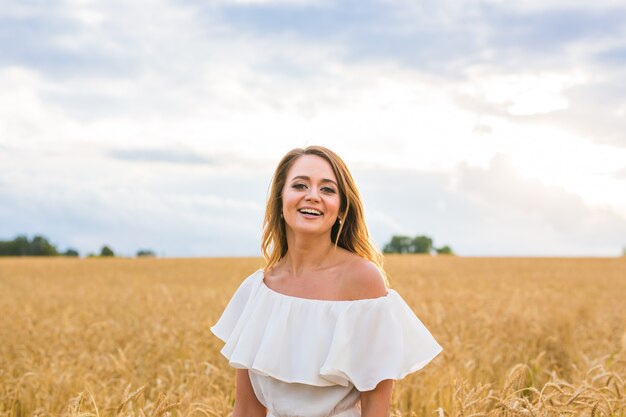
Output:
[261, 146, 389, 286]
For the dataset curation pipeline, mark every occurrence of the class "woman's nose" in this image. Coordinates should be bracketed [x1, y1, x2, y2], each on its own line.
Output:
[305, 187, 320, 201]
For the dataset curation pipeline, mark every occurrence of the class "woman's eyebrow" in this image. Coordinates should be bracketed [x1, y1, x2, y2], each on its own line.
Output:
[291, 175, 338, 187]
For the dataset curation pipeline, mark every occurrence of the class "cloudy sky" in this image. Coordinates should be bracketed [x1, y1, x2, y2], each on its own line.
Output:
[1, 0, 626, 257]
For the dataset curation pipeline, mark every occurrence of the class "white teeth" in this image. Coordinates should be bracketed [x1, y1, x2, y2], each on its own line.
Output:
[299, 208, 322, 215]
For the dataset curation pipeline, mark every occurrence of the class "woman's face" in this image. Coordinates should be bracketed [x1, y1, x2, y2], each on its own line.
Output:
[281, 154, 342, 236]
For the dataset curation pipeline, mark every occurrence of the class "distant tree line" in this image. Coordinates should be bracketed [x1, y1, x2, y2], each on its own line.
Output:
[383, 234, 454, 255]
[0, 234, 156, 258]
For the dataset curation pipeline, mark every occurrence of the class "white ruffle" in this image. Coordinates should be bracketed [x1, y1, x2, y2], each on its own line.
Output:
[210, 269, 443, 392]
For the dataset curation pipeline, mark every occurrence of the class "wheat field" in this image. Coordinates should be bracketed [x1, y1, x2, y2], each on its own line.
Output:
[0, 256, 625, 417]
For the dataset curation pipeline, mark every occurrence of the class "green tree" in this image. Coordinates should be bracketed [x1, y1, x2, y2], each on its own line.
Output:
[383, 235, 413, 253]
[63, 248, 80, 257]
[383, 234, 454, 255]
[136, 249, 156, 257]
[411, 235, 433, 254]
[435, 245, 454, 255]
[0, 235, 29, 256]
[100, 245, 115, 257]
[30, 235, 58, 256]
[0, 234, 58, 256]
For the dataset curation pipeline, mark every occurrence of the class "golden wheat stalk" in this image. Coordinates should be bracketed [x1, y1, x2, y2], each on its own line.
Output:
[116, 384, 146, 414]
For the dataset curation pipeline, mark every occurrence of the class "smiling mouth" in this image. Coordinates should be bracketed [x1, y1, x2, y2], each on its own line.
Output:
[300, 213, 322, 218]
[298, 210, 323, 217]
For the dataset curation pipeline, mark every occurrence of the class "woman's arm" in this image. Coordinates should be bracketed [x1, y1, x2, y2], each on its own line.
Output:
[360, 379, 393, 417]
[342, 260, 394, 416]
[232, 369, 267, 417]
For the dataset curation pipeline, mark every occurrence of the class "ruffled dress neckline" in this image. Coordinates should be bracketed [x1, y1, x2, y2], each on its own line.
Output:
[210, 268, 443, 392]
[259, 268, 394, 303]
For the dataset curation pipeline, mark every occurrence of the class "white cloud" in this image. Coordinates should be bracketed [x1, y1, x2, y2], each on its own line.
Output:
[221, 0, 324, 4]
[2, 0, 626, 255]
[484, 0, 626, 12]
[354, 157, 626, 256]
[449, 154, 626, 255]
[457, 69, 587, 116]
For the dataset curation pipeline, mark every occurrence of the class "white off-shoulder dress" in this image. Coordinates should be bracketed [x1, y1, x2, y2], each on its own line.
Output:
[210, 268, 443, 417]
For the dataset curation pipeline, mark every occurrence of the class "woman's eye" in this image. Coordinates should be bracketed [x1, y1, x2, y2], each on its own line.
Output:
[292, 184, 336, 194]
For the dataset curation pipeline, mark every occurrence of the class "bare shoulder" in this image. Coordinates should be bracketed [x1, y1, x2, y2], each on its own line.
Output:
[340, 256, 388, 300]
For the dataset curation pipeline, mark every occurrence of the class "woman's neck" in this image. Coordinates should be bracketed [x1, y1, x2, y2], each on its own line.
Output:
[282, 234, 338, 277]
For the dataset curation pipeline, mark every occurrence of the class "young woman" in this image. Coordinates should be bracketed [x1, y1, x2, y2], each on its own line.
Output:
[211, 146, 443, 417]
